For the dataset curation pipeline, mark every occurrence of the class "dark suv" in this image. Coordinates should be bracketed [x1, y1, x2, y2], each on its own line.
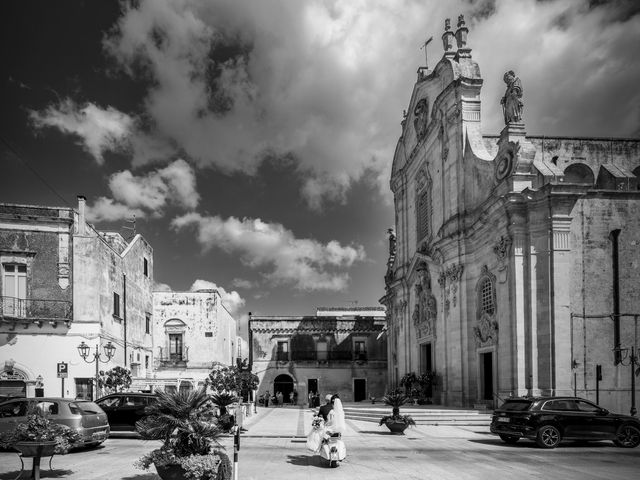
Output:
[490, 396, 640, 448]
[96, 392, 157, 432]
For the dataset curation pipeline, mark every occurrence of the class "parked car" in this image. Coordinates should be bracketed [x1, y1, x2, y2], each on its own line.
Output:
[96, 392, 157, 432]
[490, 396, 640, 448]
[0, 397, 110, 447]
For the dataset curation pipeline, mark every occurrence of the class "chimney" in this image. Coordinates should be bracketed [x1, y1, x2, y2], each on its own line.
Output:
[442, 18, 455, 58]
[77, 195, 86, 235]
[455, 14, 472, 59]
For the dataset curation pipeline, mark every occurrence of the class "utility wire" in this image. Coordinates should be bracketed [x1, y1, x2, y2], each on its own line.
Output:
[0, 134, 72, 208]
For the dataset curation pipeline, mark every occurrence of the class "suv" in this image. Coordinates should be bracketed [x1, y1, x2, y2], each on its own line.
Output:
[490, 396, 640, 448]
[96, 392, 157, 432]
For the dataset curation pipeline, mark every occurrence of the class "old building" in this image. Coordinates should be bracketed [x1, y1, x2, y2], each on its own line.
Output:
[249, 307, 387, 403]
[0, 196, 154, 400]
[381, 16, 640, 413]
[145, 289, 237, 393]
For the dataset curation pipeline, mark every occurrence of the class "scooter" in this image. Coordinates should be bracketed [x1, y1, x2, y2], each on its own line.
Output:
[319, 432, 346, 468]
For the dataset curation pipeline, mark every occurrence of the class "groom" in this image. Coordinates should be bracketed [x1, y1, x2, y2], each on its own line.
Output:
[318, 394, 334, 421]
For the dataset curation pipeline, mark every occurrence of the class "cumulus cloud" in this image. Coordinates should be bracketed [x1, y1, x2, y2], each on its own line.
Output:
[85, 197, 144, 222]
[232, 278, 254, 289]
[153, 281, 173, 292]
[189, 279, 246, 315]
[30, 99, 133, 164]
[86, 159, 200, 221]
[172, 213, 366, 291]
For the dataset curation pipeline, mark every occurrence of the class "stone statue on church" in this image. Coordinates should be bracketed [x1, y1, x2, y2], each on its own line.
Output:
[500, 70, 523, 124]
[384, 228, 397, 287]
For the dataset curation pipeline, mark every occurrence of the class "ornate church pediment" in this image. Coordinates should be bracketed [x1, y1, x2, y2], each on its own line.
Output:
[474, 312, 498, 348]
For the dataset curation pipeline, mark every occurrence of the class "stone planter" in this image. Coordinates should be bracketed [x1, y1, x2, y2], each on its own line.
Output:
[384, 421, 409, 435]
[155, 463, 188, 480]
[13, 441, 58, 457]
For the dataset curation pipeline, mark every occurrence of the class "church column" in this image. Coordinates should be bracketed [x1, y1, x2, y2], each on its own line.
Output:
[509, 202, 529, 396]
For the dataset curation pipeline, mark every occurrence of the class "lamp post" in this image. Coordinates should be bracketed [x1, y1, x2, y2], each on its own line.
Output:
[77, 341, 116, 400]
[613, 346, 639, 416]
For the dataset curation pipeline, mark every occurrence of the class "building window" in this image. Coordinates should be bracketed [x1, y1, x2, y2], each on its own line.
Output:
[317, 341, 327, 362]
[145, 313, 151, 334]
[169, 334, 183, 361]
[143, 258, 148, 277]
[479, 278, 495, 315]
[354, 340, 367, 361]
[113, 292, 120, 318]
[2, 264, 27, 317]
[205, 332, 213, 337]
[145, 355, 149, 369]
[416, 189, 431, 241]
[276, 341, 289, 362]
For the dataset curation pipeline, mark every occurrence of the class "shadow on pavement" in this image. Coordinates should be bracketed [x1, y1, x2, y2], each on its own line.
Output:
[121, 474, 159, 480]
[287, 454, 326, 468]
[358, 430, 400, 435]
[468, 438, 615, 449]
[0, 469, 73, 480]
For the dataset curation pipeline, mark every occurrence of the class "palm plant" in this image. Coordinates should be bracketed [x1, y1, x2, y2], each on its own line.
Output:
[209, 392, 237, 416]
[134, 388, 231, 479]
[379, 391, 416, 426]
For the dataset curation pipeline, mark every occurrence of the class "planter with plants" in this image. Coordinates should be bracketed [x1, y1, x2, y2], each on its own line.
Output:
[378, 391, 416, 435]
[0, 406, 81, 480]
[134, 389, 232, 480]
[209, 392, 238, 433]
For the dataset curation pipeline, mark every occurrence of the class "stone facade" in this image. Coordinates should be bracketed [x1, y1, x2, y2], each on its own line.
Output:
[381, 16, 640, 413]
[249, 308, 387, 403]
[0, 196, 154, 400]
[147, 289, 237, 392]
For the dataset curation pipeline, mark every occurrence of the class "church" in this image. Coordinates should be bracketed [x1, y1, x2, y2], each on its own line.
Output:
[380, 15, 640, 413]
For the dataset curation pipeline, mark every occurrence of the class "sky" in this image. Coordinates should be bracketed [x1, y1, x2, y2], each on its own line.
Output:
[1, 0, 640, 338]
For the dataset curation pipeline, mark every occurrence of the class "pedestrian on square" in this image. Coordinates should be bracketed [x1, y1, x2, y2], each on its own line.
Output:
[263, 391, 270, 407]
[277, 391, 283, 406]
[289, 391, 294, 405]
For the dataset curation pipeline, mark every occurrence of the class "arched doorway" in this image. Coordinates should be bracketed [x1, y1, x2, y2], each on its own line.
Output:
[273, 374, 294, 405]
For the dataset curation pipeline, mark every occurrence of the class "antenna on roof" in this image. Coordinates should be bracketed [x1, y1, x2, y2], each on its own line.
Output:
[122, 215, 136, 240]
[420, 36, 433, 69]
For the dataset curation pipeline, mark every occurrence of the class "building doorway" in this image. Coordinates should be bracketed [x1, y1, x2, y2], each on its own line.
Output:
[420, 343, 433, 396]
[480, 351, 494, 401]
[353, 378, 366, 402]
[273, 374, 294, 405]
[307, 378, 318, 406]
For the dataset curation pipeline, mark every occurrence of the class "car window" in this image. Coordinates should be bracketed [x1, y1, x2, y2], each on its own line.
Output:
[575, 400, 600, 412]
[0, 401, 28, 417]
[36, 401, 59, 415]
[74, 402, 102, 414]
[123, 396, 147, 407]
[97, 397, 122, 408]
[543, 400, 578, 411]
[500, 400, 531, 411]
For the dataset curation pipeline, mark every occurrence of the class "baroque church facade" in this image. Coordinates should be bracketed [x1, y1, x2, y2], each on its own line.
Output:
[381, 16, 640, 412]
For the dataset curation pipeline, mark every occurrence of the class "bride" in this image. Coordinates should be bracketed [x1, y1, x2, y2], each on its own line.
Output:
[324, 395, 345, 435]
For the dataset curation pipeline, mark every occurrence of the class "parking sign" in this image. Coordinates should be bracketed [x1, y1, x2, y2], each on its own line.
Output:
[57, 362, 68, 378]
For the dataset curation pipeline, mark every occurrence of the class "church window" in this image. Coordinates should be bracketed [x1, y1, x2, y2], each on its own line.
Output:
[564, 163, 594, 185]
[416, 190, 431, 241]
[478, 277, 495, 316]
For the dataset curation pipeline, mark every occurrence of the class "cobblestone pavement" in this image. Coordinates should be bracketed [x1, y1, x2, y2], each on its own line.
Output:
[1, 406, 639, 480]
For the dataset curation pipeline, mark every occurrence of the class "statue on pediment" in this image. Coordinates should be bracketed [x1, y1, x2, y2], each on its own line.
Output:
[501, 70, 523, 124]
[412, 262, 437, 338]
[413, 98, 429, 140]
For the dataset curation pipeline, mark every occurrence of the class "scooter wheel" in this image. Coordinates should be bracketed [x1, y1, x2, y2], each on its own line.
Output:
[329, 459, 338, 468]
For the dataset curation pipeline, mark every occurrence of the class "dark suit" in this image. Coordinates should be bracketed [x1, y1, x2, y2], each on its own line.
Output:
[319, 402, 333, 421]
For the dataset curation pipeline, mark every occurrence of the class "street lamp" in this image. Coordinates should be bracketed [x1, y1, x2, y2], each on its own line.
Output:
[77, 341, 116, 400]
[613, 346, 640, 416]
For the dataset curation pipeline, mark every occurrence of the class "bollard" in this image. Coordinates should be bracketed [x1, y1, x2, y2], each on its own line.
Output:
[233, 424, 240, 480]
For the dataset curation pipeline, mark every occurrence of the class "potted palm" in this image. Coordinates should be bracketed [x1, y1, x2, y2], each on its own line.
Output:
[379, 391, 416, 434]
[209, 392, 238, 433]
[134, 388, 232, 480]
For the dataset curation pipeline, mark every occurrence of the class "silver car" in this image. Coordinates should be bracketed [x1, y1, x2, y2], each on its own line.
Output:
[0, 397, 110, 447]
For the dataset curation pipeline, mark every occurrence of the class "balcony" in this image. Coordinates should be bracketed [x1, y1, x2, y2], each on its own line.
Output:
[158, 347, 189, 368]
[0, 296, 72, 326]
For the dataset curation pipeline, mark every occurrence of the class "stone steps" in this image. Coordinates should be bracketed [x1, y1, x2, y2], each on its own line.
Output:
[343, 405, 493, 426]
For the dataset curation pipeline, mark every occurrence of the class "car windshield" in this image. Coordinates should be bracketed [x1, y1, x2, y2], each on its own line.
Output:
[69, 401, 102, 415]
[500, 400, 532, 411]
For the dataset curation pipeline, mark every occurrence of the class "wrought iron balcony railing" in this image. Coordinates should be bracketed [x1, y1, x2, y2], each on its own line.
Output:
[288, 350, 373, 363]
[0, 296, 72, 322]
[158, 346, 189, 365]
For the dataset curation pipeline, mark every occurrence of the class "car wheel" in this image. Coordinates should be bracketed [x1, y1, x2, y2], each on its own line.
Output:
[499, 434, 519, 444]
[614, 424, 640, 448]
[536, 424, 561, 449]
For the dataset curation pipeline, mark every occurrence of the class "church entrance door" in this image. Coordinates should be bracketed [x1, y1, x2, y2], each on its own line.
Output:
[273, 374, 294, 405]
